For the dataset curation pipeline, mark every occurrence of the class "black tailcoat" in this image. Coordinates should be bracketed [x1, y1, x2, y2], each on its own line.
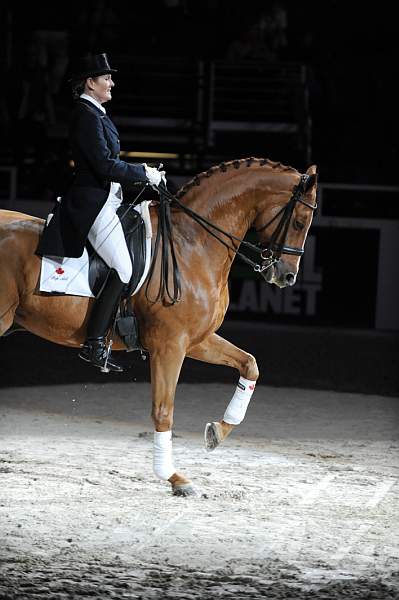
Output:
[37, 98, 147, 258]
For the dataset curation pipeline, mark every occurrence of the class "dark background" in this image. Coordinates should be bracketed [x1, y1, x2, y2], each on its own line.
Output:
[1, 0, 398, 189]
[0, 1, 398, 395]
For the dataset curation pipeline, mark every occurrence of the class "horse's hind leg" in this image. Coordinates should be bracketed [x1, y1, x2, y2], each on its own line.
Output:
[187, 333, 259, 451]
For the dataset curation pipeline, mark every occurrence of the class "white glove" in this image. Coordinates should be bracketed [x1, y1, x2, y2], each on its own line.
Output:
[158, 163, 167, 186]
[143, 163, 166, 189]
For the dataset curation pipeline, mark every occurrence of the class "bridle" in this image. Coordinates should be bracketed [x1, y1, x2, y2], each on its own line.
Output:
[254, 174, 317, 272]
[140, 173, 317, 303]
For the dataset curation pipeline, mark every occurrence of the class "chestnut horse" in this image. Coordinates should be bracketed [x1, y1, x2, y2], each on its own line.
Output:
[0, 158, 317, 496]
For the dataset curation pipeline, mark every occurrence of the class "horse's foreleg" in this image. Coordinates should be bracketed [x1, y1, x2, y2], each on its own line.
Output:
[150, 345, 196, 496]
[187, 333, 259, 451]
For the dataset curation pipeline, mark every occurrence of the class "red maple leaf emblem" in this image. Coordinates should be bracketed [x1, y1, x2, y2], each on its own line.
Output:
[249, 384, 255, 390]
[55, 267, 64, 275]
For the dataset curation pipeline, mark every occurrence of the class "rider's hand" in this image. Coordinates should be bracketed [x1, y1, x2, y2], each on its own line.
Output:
[157, 163, 167, 186]
[143, 163, 166, 189]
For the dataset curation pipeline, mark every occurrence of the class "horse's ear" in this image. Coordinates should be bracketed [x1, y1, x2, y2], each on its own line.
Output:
[306, 164, 317, 176]
[305, 173, 317, 192]
[304, 166, 317, 192]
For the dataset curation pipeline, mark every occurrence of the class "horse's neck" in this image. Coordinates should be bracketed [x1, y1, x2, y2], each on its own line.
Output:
[180, 171, 260, 240]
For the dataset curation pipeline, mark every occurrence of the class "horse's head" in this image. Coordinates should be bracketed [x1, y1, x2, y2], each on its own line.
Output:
[253, 165, 318, 288]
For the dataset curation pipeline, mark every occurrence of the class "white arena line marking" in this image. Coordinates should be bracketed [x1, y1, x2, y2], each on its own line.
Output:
[299, 473, 336, 505]
[365, 478, 397, 508]
[135, 505, 194, 551]
[256, 518, 305, 559]
[331, 479, 396, 563]
[331, 522, 372, 562]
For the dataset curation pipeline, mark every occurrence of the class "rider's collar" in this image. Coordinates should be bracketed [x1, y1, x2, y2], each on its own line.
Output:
[80, 94, 106, 114]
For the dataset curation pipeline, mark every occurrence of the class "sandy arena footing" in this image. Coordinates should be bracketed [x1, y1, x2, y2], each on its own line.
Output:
[0, 382, 398, 598]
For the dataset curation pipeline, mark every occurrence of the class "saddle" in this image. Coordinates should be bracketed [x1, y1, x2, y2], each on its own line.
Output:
[88, 203, 146, 299]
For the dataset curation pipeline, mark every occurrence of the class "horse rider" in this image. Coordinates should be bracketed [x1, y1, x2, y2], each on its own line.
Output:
[36, 52, 165, 372]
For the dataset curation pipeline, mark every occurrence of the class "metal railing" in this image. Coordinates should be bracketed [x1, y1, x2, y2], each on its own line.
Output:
[110, 56, 311, 159]
[207, 60, 311, 162]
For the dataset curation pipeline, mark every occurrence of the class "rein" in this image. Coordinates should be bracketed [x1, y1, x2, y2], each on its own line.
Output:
[145, 185, 182, 304]
[143, 174, 316, 304]
[160, 185, 265, 267]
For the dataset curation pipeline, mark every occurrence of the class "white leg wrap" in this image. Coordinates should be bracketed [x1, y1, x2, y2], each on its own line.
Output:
[153, 430, 175, 481]
[223, 376, 256, 425]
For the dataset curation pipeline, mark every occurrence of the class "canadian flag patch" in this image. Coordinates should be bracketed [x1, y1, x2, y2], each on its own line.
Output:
[55, 267, 65, 275]
[249, 384, 255, 390]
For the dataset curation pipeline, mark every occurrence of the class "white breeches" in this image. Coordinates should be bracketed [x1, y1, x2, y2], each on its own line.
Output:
[88, 184, 132, 284]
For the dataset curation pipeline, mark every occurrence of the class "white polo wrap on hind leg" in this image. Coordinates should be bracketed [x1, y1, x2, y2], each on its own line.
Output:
[153, 430, 175, 480]
[223, 376, 256, 425]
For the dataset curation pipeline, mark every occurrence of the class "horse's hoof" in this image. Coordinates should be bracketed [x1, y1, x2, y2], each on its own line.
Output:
[204, 421, 221, 452]
[172, 483, 197, 497]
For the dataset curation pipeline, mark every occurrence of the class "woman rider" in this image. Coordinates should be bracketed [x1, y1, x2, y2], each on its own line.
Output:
[37, 53, 164, 372]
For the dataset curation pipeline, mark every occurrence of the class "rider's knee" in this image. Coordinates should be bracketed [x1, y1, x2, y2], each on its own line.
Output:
[115, 261, 132, 285]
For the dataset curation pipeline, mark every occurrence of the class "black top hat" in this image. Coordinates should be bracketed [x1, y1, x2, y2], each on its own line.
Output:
[68, 53, 117, 82]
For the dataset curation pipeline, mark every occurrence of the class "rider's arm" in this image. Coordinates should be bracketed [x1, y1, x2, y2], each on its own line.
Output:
[72, 109, 147, 185]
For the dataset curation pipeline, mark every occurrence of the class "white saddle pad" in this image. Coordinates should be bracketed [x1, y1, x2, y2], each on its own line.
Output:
[39, 201, 152, 298]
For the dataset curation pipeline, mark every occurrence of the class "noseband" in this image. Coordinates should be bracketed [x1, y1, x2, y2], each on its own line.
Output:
[254, 174, 317, 272]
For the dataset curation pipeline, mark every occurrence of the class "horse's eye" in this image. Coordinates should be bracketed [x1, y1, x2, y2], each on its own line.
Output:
[293, 219, 305, 231]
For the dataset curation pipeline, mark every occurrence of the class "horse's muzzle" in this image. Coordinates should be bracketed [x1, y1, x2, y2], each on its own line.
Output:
[262, 261, 297, 288]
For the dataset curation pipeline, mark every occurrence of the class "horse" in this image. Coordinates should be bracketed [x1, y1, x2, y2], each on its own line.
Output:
[0, 157, 317, 496]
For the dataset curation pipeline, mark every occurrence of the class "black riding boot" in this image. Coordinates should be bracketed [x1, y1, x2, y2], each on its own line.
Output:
[79, 269, 126, 372]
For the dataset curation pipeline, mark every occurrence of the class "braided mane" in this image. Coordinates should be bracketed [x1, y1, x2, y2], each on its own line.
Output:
[176, 157, 299, 199]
